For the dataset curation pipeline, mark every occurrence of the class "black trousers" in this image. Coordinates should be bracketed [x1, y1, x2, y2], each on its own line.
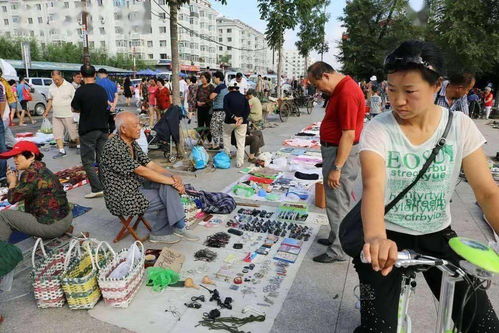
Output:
[80, 130, 107, 193]
[353, 227, 498, 332]
[197, 107, 212, 142]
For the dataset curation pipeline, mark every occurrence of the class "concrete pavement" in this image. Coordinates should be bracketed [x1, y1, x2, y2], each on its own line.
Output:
[1, 105, 498, 333]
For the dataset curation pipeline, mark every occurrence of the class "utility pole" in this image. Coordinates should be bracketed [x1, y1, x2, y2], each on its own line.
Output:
[81, 0, 90, 66]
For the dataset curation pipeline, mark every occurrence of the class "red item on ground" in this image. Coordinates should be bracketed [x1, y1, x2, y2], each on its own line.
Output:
[248, 176, 274, 184]
[319, 76, 366, 145]
[15, 132, 34, 138]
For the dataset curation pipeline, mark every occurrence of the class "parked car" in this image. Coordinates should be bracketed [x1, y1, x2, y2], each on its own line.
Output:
[24, 90, 47, 116]
[25, 77, 52, 99]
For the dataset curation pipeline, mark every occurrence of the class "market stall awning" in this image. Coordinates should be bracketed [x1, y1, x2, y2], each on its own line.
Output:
[5, 59, 133, 74]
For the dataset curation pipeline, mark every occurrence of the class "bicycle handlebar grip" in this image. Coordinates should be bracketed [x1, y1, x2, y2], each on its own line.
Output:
[360, 249, 414, 264]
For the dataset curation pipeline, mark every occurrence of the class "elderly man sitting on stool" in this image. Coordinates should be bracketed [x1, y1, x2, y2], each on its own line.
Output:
[100, 111, 199, 244]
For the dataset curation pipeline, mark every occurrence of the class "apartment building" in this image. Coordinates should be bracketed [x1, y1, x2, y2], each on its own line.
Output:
[0, 0, 278, 72]
[216, 16, 273, 74]
[283, 49, 313, 79]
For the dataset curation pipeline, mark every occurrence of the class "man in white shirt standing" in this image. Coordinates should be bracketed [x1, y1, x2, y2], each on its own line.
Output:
[43, 71, 79, 159]
[229, 73, 249, 95]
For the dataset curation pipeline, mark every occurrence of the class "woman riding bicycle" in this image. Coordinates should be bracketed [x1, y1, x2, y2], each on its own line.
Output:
[355, 40, 499, 332]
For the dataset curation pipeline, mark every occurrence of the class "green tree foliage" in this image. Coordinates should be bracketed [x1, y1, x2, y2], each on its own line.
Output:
[339, 0, 499, 84]
[338, 0, 421, 81]
[426, 0, 499, 76]
[296, 0, 330, 65]
[0, 37, 147, 70]
[257, 0, 301, 96]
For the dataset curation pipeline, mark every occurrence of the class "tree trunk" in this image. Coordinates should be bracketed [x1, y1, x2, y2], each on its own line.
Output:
[277, 46, 283, 98]
[170, 2, 180, 106]
[304, 54, 309, 75]
[169, 2, 185, 156]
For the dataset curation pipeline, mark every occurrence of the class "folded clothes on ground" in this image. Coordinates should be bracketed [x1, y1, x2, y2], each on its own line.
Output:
[294, 171, 319, 180]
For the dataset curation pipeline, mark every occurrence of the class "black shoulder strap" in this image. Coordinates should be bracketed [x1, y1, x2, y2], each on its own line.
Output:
[385, 110, 454, 213]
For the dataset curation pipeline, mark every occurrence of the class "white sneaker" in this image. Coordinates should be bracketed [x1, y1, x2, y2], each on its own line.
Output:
[174, 228, 200, 241]
[84, 191, 104, 199]
[150, 233, 181, 244]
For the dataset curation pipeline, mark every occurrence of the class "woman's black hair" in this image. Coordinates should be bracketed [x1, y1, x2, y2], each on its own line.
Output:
[190, 76, 197, 84]
[21, 151, 43, 161]
[200, 71, 211, 82]
[8, 79, 16, 86]
[213, 71, 224, 81]
[384, 40, 444, 86]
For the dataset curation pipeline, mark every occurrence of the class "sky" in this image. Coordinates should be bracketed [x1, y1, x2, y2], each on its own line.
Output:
[211, 0, 426, 70]
[210, 0, 347, 69]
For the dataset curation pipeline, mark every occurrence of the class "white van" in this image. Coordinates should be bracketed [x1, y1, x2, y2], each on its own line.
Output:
[26, 77, 52, 99]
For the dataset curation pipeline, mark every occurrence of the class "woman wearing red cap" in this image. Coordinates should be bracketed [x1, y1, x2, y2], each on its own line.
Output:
[0, 141, 72, 241]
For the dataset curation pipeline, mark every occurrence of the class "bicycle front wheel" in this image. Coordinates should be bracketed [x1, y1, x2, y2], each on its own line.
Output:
[306, 99, 313, 114]
[279, 103, 290, 122]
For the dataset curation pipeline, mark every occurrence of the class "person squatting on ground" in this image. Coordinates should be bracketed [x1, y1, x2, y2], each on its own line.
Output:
[100, 112, 199, 244]
[307, 61, 365, 264]
[434, 72, 475, 116]
[44, 71, 80, 159]
[354, 40, 499, 332]
[223, 82, 250, 168]
[209, 71, 229, 150]
[71, 65, 108, 199]
[0, 141, 72, 242]
[196, 72, 214, 144]
[246, 89, 264, 129]
[231, 122, 264, 163]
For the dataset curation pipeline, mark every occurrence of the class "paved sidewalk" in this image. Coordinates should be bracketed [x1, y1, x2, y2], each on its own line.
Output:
[1, 109, 498, 333]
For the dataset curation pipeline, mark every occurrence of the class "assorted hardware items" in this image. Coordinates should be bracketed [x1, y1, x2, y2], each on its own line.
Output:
[194, 248, 218, 262]
[232, 214, 312, 241]
[205, 232, 231, 248]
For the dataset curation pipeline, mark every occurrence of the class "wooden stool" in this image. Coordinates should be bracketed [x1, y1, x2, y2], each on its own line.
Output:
[113, 215, 152, 243]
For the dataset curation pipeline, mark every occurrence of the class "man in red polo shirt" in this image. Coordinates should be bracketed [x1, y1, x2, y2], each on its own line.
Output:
[307, 61, 366, 263]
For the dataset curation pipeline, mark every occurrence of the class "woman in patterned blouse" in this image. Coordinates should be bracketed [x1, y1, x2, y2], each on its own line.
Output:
[0, 141, 72, 241]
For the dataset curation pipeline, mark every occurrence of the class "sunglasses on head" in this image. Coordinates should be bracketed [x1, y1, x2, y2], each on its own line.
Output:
[384, 54, 439, 75]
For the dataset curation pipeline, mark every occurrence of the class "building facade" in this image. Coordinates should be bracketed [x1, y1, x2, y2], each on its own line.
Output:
[283, 49, 313, 80]
[216, 17, 273, 74]
[0, 0, 275, 72]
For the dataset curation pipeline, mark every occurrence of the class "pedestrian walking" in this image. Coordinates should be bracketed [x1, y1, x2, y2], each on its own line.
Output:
[7, 80, 20, 125]
[16, 77, 35, 126]
[186, 76, 198, 119]
[435, 72, 475, 116]
[255, 74, 264, 98]
[147, 78, 159, 127]
[209, 71, 228, 150]
[139, 78, 149, 113]
[44, 71, 79, 159]
[123, 77, 133, 106]
[307, 61, 365, 263]
[156, 78, 171, 115]
[96, 68, 118, 133]
[367, 86, 383, 118]
[223, 82, 250, 168]
[483, 86, 494, 119]
[196, 72, 214, 144]
[71, 65, 108, 199]
[0, 80, 15, 148]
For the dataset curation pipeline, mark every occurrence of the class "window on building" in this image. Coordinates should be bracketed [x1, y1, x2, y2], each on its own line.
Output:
[99, 27, 105, 34]
[148, 54, 154, 59]
[115, 27, 122, 33]
[1, 6, 6, 12]
[159, 12, 166, 19]
[189, 18, 194, 24]
[159, 26, 167, 33]
[218, 38, 222, 42]
[227, 46, 232, 50]
[200, 11, 204, 17]
[160, 53, 168, 59]
[219, 46, 223, 51]
[227, 37, 232, 42]
[160, 40, 167, 47]
[11, 4, 18, 10]
[147, 41, 153, 47]
[40, 31, 44, 36]
[12, 16, 19, 23]
[97, 0, 103, 5]
[218, 29, 222, 34]
[38, 17, 43, 23]
[3, 19, 8, 25]
[64, 2, 69, 8]
[159, 0, 166, 5]
[30, 30, 34, 36]
[100, 41, 106, 48]
[227, 28, 231, 33]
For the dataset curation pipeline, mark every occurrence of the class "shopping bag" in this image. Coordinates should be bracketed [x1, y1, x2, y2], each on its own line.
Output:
[40, 118, 53, 134]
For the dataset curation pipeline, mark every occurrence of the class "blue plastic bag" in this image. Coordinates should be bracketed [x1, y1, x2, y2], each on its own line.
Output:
[213, 151, 231, 169]
[190, 145, 209, 169]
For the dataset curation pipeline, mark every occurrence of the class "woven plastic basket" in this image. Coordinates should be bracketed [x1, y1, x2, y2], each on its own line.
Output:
[31, 238, 68, 308]
[97, 241, 145, 308]
[61, 240, 110, 310]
